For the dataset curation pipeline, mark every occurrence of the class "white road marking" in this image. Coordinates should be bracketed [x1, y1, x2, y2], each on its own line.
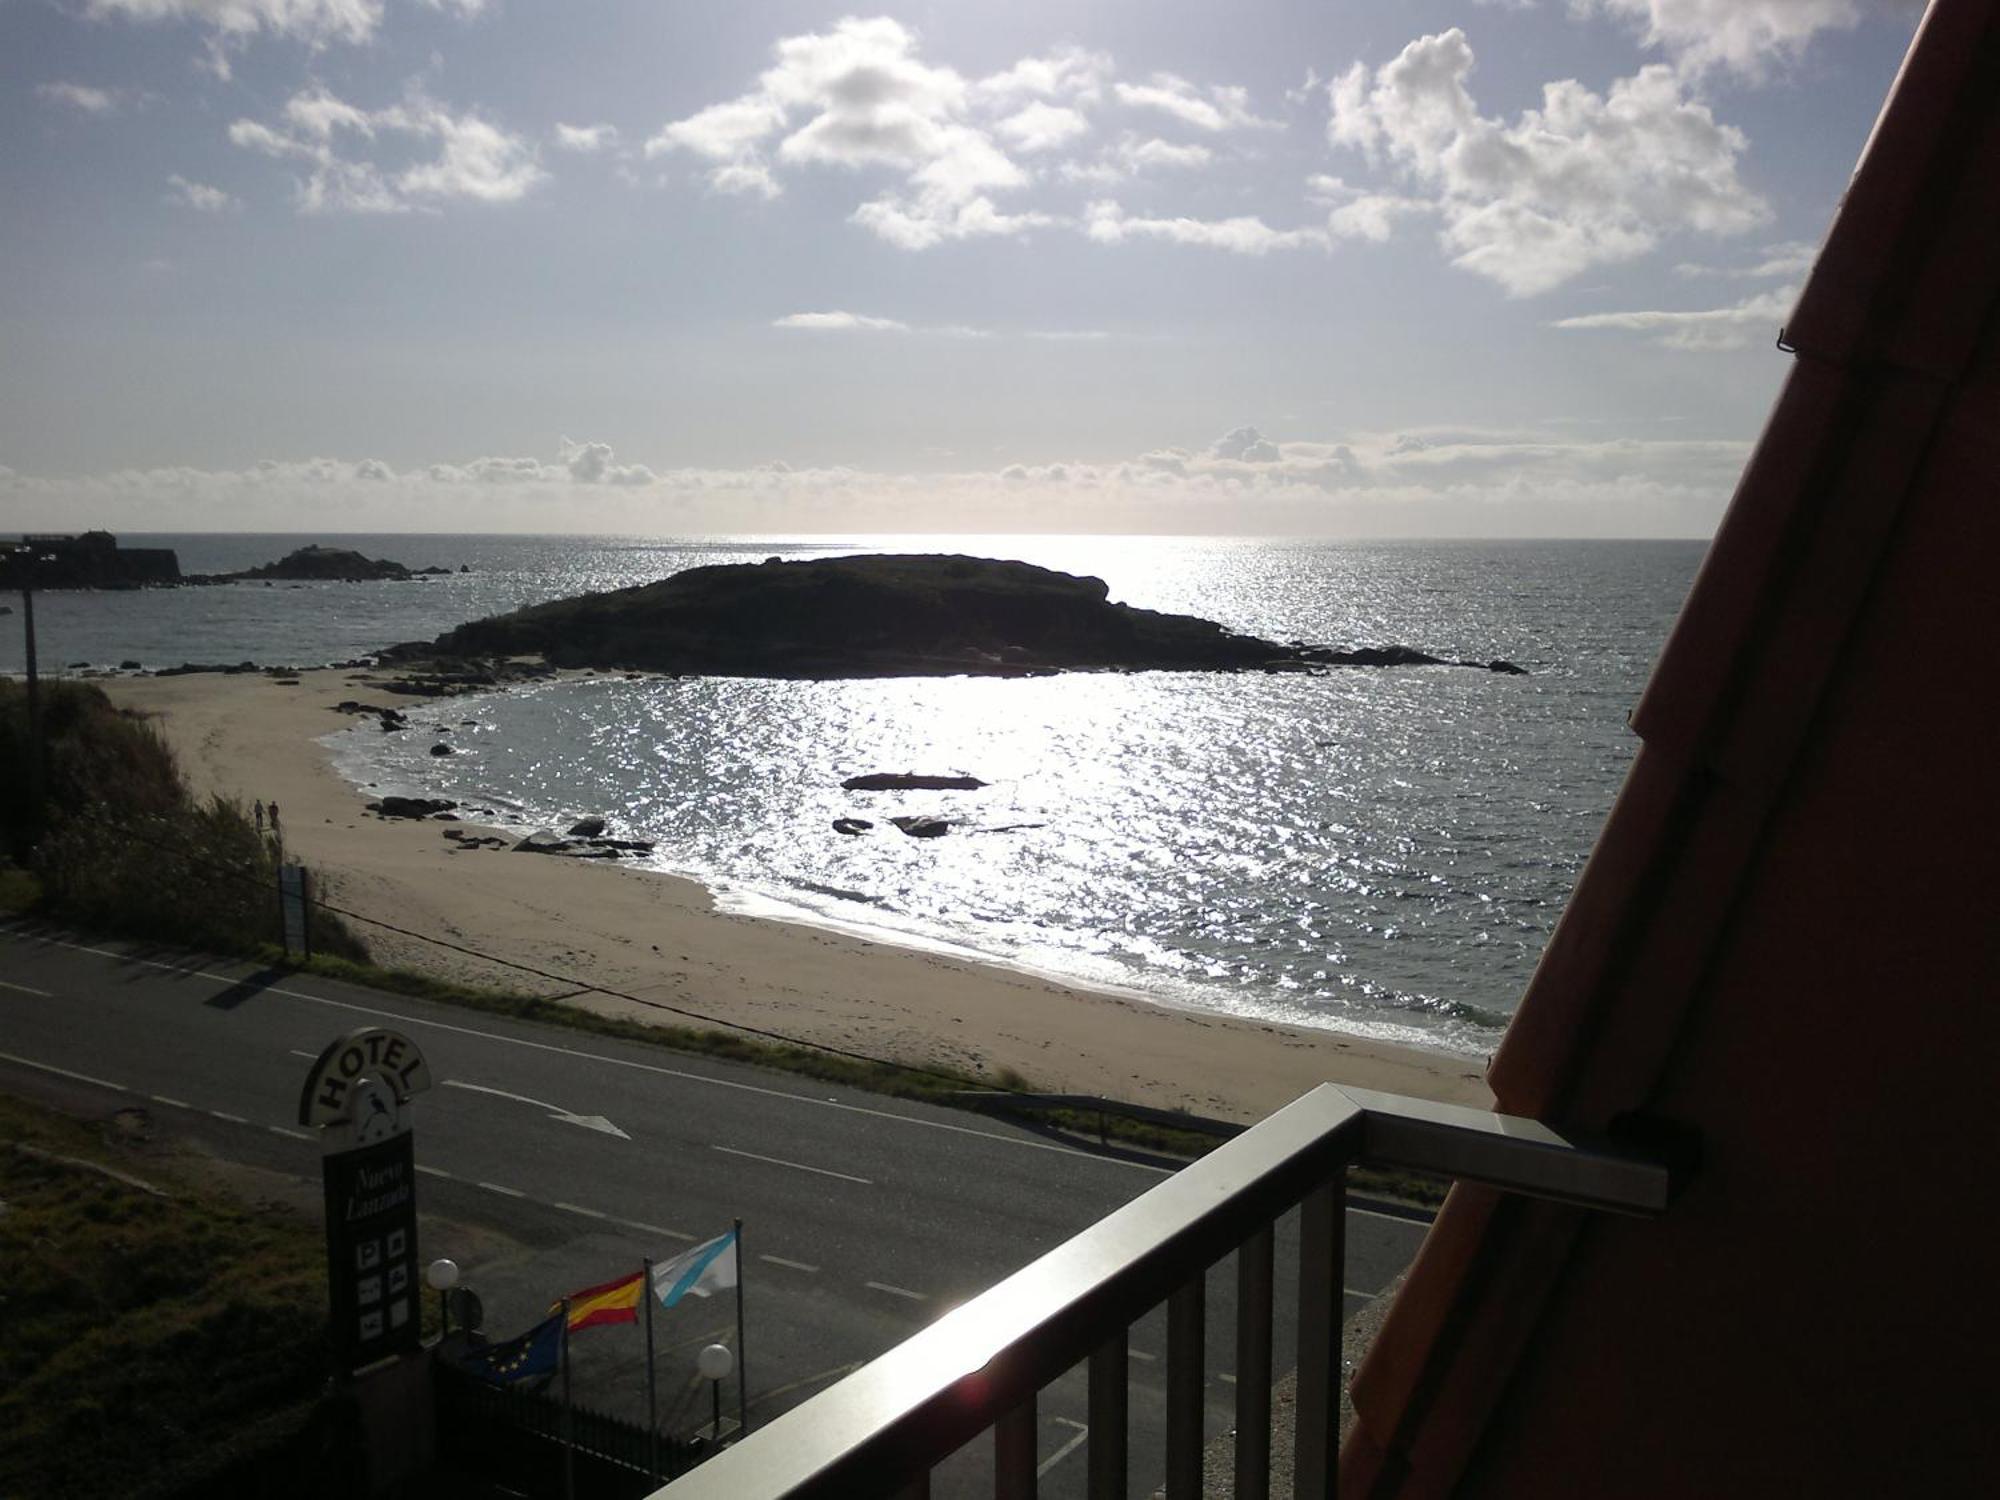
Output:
[0, 1048, 125, 1092]
[441, 1078, 630, 1139]
[615, 1218, 694, 1242]
[1039, 1419, 1090, 1478]
[288, 1049, 317, 1060]
[760, 1254, 819, 1274]
[209, 1110, 248, 1125]
[555, 1202, 606, 1219]
[1219, 1373, 1237, 1385]
[746, 1361, 862, 1411]
[865, 1281, 926, 1302]
[478, 1181, 525, 1198]
[713, 1145, 872, 1185]
[1128, 1348, 1157, 1363]
[0, 979, 52, 997]
[416, 1164, 454, 1179]
[6, 933, 1144, 1169]
[268, 1125, 311, 1141]
[152, 1094, 189, 1109]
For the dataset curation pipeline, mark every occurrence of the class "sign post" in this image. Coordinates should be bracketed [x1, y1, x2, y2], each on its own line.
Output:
[299, 1026, 433, 1373]
[279, 864, 310, 961]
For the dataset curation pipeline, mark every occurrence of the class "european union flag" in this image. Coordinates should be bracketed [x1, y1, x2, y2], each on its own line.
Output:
[459, 1310, 564, 1388]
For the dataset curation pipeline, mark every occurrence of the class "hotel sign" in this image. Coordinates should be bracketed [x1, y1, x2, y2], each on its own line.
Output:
[299, 1027, 433, 1373]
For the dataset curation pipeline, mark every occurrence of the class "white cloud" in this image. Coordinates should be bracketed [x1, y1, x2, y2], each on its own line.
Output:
[1211, 426, 1283, 462]
[230, 86, 543, 212]
[37, 82, 118, 114]
[1113, 73, 1277, 132]
[647, 17, 1048, 249]
[1328, 29, 1769, 295]
[166, 173, 236, 210]
[1307, 174, 1434, 242]
[0, 427, 1747, 537]
[995, 102, 1090, 154]
[1569, 0, 1919, 77]
[1551, 283, 1795, 349]
[84, 0, 386, 46]
[773, 311, 911, 332]
[1674, 240, 1816, 279]
[1086, 200, 1328, 256]
[972, 46, 1112, 107]
[553, 123, 619, 153]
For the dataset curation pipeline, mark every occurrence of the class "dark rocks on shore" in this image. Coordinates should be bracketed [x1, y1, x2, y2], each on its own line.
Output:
[841, 772, 988, 791]
[567, 817, 607, 837]
[368, 796, 458, 819]
[890, 815, 952, 838]
[832, 818, 874, 835]
[513, 827, 656, 859]
[382, 554, 1526, 681]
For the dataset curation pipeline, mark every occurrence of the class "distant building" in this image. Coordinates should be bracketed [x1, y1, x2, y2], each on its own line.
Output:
[3, 532, 180, 589]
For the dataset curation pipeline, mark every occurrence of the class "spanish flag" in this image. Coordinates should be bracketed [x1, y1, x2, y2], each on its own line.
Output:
[555, 1269, 645, 1331]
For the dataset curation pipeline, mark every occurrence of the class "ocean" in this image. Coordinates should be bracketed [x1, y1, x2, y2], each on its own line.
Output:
[2, 533, 1704, 1055]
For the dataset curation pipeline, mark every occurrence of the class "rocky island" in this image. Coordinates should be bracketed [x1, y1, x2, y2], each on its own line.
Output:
[187, 544, 461, 584]
[385, 553, 1523, 678]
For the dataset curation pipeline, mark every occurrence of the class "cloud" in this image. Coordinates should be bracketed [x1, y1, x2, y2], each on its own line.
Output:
[1569, 0, 1920, 78]
[1112, 73, 1277, 132]
[1306, 174, 1434, 242]
[1551, 283, 1795, 349]
[0, 426, 1749, 537]
[994, 102, 1090, 154]
[646, 16, 1049, 248]
[552, 123, 619, 153]
[229, 86, 543, 212]
[1211, 426, 1283, 462]
[166, 173, 236, 210]
[971, 46, 1112, 107]
[772, 311, 911, 332]
[37, 82, 118, 114]
[1086, 200, 1328, 256]
[1674, 240, 1816, 279]
[1328, 29, 1768, 294]
[80, 0, 489, 77]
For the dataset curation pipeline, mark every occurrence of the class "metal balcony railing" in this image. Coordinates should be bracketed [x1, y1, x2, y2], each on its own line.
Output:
[654, 1083, 1680, 1500]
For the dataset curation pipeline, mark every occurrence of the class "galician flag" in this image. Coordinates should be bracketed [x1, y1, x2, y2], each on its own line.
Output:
[554, 1269, 646, 1331]
[652, 1229, 739, 1308]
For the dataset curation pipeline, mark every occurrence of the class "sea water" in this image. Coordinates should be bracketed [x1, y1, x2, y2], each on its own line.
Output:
[3, 533, 1703, 1053]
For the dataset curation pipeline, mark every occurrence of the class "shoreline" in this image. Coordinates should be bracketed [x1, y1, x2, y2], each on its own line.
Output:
[98, 666, 1495, 1120]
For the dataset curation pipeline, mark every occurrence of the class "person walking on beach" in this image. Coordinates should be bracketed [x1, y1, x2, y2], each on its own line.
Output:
[254, 800, 265, 834]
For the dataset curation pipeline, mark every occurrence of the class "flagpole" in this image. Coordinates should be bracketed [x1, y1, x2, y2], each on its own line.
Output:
[643, 1257, 659, 1481]
[561, 1297, 576, 1500]
[734, 1217, 748, 1438]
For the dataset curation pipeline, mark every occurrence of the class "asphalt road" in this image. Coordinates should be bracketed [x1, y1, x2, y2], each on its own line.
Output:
[0, 921, 1430, 1497]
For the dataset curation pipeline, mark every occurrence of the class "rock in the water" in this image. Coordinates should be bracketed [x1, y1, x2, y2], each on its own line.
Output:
[889, 815, 951, 838]
[369, 796, 458, 819]
[841, 773, 987, 792]
[1485, 659, 1528, 675]
[832, 818, 874, 835]
[567, 816, 607, 837]
[429, 743, 455, 756]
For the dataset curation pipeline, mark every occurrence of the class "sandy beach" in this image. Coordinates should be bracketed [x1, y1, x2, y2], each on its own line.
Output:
[99, 667, 1493, 1121]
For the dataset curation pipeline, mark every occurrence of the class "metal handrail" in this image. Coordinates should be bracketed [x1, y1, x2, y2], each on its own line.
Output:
[654, 1083, 1680, 1499]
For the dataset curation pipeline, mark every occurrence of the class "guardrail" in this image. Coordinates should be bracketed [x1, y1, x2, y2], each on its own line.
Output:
[654, 1082, 1684, 1499]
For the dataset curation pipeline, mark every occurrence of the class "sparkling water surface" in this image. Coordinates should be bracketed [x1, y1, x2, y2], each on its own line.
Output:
[6, 533, 1702, 1053]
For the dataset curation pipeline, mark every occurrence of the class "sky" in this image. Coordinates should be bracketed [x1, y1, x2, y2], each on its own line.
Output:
[0, 0, 1926, 536]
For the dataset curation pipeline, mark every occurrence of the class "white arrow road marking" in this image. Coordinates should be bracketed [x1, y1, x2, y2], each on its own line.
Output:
[441, 1078, 631, 1138]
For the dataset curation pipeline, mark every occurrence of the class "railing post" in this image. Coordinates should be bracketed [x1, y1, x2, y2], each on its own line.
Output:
[1234, 1224, 1276, 1500]
[1294, 1176, 1346, 1500]
[996, 1393, 1038, 1500]
[1165, 1274, 1206, 1497]
[1087, 1332, 1128, 1498]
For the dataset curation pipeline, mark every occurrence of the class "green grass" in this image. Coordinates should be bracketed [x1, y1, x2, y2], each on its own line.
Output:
[0, 1094, 331, 1499]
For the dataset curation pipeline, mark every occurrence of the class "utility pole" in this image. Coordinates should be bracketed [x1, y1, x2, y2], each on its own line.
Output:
[22, 574, 42, 837]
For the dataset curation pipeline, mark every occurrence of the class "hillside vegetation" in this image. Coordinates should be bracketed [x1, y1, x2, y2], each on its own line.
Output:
[0, 678, 367, 960]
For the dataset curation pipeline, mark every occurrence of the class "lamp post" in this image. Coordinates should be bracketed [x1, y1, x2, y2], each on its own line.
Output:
[426, 1258, 460, 1336]
[6, 545, 47, 838]
[697, 1342, 734, 1444]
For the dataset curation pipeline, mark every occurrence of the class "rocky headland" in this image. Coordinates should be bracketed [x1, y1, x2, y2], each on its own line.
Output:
[187, 544, 463, 585]
[384, 553, 1524, 679]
